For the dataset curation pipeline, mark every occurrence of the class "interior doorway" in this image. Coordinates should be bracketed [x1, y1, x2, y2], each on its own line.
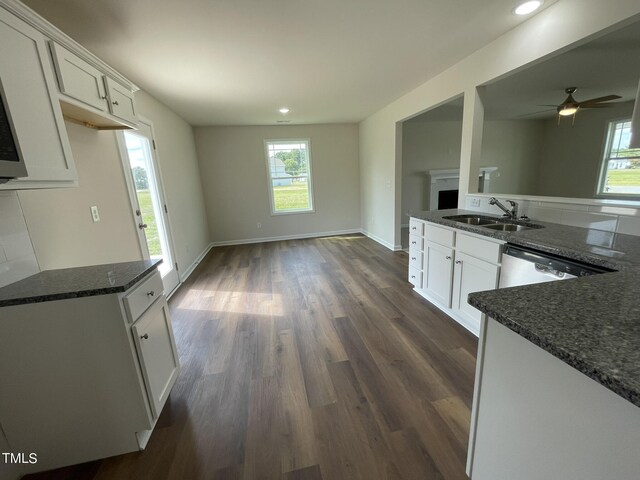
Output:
[117, 119, 179, 295]
[399, 96, 464, 250]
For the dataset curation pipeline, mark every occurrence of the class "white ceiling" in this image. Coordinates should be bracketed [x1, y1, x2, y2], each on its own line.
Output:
[23, 0, 555, 126]
[406, 18, 640, 123]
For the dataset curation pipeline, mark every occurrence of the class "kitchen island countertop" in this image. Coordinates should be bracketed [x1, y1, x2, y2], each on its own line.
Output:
[0, 259, 162, 307]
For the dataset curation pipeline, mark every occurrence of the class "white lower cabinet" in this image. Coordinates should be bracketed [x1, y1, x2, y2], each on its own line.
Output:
[410, 218, 503, 336]
[0, 269, 179, 476]
[451, 252, 500, 333]
[423, 240, 454, 307]
[408, 218, 426, 289]
[132, 297, 180, 418]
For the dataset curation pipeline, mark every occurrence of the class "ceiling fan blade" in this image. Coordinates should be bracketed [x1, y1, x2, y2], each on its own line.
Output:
[580, 104, 615, 109]
[517, 109, 556, 118]
[578, 94, 622, 106]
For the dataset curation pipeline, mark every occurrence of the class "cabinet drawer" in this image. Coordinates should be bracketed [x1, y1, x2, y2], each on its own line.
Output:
[425, 223, 455, 247]
[456, 233, 503, 263]
[409, 234, 423, 251]
[408, 266, 422, 289]
[124, 270, 164, 322]
[408, 249, 423, 270]
[409, 218, 425, 237]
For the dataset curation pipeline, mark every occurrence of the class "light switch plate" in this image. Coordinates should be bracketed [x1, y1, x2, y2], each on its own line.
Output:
[90, 206, 100, 222]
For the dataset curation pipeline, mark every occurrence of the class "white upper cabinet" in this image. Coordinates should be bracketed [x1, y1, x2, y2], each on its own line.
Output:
[50, 42, 138, 129]
[0, 0, 141, 189]
[104, 76, 137, 125]
[0, 8, 76, 189]
[50, 42, 109, 112]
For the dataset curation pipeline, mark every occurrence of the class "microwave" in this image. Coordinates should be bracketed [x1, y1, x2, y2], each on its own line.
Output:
[0, 79, 27, 184]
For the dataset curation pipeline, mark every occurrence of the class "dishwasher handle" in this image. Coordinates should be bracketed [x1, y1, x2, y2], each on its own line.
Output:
[503, 244, 614, 277]
[534, 263, 567, 279]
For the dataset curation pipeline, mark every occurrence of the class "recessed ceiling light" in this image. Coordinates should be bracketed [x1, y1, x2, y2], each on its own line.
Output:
[279, 107, 290, 114]
[514, 1, 543, 15]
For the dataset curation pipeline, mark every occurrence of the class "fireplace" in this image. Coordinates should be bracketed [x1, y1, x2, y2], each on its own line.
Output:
[428, 167, 497, 210]
[438, 189, 459, 210]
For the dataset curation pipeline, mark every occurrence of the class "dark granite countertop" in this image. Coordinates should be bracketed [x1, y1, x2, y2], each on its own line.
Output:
[0, 259, 162, 307]
[412, 209, 640, 271]
[412, 209, 640, 407]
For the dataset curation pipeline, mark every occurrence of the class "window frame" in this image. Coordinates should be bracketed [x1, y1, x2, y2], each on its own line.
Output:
[596, 117, 640, 199]
[264, 138, 315, 215]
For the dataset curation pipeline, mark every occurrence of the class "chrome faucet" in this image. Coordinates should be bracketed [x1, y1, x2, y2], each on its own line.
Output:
[489, 197, 519, 220]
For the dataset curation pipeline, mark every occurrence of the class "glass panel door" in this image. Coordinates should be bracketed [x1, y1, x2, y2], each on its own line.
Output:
[119, 121, 179, 294]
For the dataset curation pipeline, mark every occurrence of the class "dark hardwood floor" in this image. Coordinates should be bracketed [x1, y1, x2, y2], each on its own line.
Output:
[26, 234, 477, 480]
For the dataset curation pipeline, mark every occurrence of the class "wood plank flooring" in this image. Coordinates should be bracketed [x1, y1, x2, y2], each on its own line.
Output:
[26, 234, 477, 480]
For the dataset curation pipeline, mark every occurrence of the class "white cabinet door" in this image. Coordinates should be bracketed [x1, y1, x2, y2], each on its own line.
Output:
[132, 297, 180, 419]
[104, 76, 137, 125]
[451, 251, 499, 332]
[0, 11, 76, 189]
[50, 42, 109, 112]
[49, 42, 137, 128]
[424, 240, 454, 307]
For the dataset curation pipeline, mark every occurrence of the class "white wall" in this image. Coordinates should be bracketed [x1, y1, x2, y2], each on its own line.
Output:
[536, 102, 635, 198]
[482, 120, 544, 195]
[135, 91, 211, 278]
[402, 121, 463, 215]
[359, 0, 640, 249]
[6, 91, 211, 281]
[18, 121, 142, 270]
[195, 124, 360, 245]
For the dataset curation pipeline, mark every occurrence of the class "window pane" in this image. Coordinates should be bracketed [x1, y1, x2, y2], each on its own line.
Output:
[602, 165, 640, 195]
[266, 140, 313, 213]
[272, 177, 310, 211]
[600, 120, 640, 196]
[610, 121, 639, 159]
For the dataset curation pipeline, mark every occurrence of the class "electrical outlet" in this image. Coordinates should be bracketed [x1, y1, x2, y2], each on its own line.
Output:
[471, 198, 481, 208]
[90, 206, 100, 222]
[257, 222, 262, 229]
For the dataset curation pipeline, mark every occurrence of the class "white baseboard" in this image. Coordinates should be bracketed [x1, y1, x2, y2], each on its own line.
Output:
[211, 229, 362, 247]
[360, 229, 403, 251]
[179, 242, 214, 283]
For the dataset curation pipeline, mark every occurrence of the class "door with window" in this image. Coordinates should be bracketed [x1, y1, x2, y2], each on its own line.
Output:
[117, 120, 179, 295]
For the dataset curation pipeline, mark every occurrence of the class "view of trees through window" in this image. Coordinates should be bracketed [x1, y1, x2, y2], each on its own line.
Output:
[599, 120, 640, 196]
[265, 140, 313, 213]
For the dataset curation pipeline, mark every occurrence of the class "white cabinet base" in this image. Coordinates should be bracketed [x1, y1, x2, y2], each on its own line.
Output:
[0, 272, 179, 477]
[467, 318, 640, 479]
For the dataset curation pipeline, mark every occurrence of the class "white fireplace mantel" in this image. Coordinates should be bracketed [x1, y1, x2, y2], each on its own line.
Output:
[427, 167, 498, 210]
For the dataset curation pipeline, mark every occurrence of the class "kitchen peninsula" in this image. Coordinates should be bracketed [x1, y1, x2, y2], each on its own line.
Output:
[410, 209, 640, 480]
[0, 260, 180, 475]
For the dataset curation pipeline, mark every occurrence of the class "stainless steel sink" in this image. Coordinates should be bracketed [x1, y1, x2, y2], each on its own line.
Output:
[442, 215, 502, 226]
[443, 214, 544, 232]
[482, 223, 533, 232]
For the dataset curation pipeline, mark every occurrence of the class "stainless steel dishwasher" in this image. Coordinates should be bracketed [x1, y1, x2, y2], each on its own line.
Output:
[499, 244, 613, 288]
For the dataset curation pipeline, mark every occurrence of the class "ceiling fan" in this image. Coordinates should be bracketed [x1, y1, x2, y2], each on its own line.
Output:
[540, 87, 622, 124]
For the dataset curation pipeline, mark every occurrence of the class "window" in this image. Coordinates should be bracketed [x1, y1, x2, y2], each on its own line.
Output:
[597, 119, 640, 197]
[264, 139, 314, 214]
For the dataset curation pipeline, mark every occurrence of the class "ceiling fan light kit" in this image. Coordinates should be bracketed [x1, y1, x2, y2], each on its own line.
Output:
[558, 106, 578, 117]
[554, 87, 621, 124]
